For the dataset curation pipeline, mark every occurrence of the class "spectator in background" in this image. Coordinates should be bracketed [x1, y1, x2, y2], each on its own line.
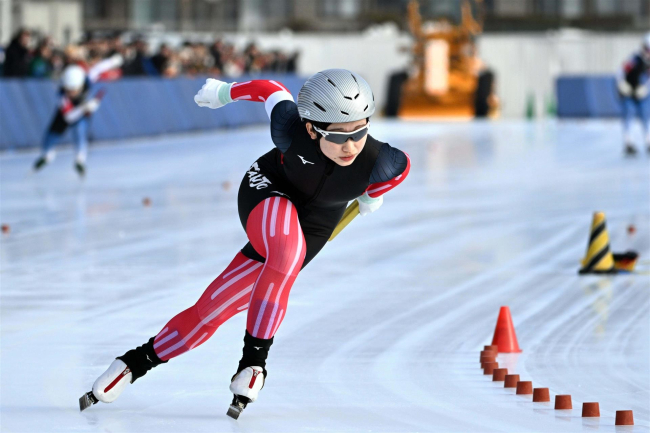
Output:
[50, 49, 66, 78]
[286, 52, 299, 73]
[210, 39, 224, 73]
[151, 43, 172, 75]
[30, 41, 53, 78]
[108, 33, 125, 57]
[2, 30, 298, 79]
[617, 33, 650, 155]
[4, 29, 32, 77]
[65, 45, 87, 69]
[0, 46, 5, 76]
[223, 52, 245, 77]
[122, 39, 157, 76]
[243, 42, 260, 74]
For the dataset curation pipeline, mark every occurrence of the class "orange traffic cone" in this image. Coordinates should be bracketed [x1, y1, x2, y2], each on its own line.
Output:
[491, 306, 522, 353]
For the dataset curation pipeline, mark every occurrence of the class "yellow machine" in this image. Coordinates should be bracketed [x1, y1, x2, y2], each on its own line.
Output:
[400, 0, 497, 119]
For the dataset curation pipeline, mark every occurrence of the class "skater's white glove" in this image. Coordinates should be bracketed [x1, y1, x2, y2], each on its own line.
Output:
[617, 80, 633, 97]
[194, 78, 235, 109]
[84, 98, 101, 113]
[635, 85, 649, 100]
[356, 192, 383, 217]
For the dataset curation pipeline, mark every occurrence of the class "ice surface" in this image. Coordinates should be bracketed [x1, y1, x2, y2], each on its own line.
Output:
[1, 120, 649, 432]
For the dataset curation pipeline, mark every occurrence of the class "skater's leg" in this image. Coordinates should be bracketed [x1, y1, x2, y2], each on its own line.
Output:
[228, 197, 305, 416]
[72, 118, 89, 167]
[82, 251, 264, 409]
[34, 131, 63, 170]
[638, 96, 650, 148]
[235, 197, 333, 373]
[152, 251, 263, 360]
[622, 97, 636, 144]
[245, 196, 306, 340]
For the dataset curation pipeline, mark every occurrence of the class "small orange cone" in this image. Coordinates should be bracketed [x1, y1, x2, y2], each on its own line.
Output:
[491, 306, 522, 353]
[615, 410, 633, 426]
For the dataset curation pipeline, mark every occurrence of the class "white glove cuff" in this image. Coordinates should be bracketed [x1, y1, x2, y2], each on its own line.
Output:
[357, 192, 381, 205]
[218, 82, 235, 105]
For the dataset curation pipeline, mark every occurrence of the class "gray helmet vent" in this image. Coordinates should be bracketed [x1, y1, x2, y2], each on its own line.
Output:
[297, 69, 375, 123]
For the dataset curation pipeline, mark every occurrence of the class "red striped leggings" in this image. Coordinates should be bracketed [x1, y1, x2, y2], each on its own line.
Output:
[153, 197, 305, 361]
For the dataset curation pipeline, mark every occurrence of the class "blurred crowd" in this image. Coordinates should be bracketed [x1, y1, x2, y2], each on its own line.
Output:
[1, 29, 299, 79]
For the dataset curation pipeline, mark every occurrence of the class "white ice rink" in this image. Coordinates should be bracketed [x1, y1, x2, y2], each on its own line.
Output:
[1, 120, 649, 432]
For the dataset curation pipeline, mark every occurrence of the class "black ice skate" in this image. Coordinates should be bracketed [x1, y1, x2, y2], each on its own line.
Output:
[75, 161, 86, 177]
[33, 156, 48, 171]
[227, 394, 251, 420]
[79, 391, 99, 411]
[79, 337, 165, 411]
[624, 143, 638, 156]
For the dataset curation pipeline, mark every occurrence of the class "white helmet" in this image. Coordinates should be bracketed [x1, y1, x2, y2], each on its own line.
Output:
[61, 65, 86, 91]
[297, 69, 375, 124]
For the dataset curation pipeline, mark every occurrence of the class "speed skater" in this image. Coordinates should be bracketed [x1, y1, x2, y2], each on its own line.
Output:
[79, 69, 410, 419]
[33, 54, 122, 176]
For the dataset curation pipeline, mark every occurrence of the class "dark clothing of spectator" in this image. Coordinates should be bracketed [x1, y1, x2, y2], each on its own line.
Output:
[211, 50, 223, 71]
[151, 53, 169, 75]
[286, 53, 299, 73]
[4, 35, 31, 77]
[30, 55, 52, 77]
[123, 52, 157, 76]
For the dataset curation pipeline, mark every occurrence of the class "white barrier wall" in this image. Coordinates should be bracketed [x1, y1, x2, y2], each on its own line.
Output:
[478, 32, 646, 118]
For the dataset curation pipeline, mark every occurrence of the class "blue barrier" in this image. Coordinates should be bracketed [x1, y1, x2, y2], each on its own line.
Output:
[556, 75, 623, 118]
[0, 75, 305, 150]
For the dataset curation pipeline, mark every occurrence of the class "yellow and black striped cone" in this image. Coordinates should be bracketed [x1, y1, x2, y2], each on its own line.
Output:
[579, 212, 617, 274]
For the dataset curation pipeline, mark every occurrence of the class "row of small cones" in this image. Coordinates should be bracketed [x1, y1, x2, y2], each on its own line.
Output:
[483, 306, 634, 426]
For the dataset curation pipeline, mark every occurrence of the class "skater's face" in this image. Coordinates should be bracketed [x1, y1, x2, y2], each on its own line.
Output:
[65, 87, 82, 98]
[306, 118, 368, 166]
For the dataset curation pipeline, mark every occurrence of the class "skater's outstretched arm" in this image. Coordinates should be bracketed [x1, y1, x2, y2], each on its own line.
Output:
[87, 54, 124, 83]
[59, 96, 100, 124]
[194, 79, 298, 152]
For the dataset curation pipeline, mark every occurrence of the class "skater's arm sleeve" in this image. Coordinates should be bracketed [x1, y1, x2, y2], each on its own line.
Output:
[366, 143, 410, 198]
[60, 97, 86, 124]
[88, 54, 124, 83]
[229, 80, 294, 119]
[230, 80, 298, 153]
[269, 100, 300, 153]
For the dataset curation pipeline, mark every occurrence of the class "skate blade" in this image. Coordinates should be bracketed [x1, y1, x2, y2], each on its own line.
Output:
[227, 404, 243, 420]
[79, 391, 98, 412]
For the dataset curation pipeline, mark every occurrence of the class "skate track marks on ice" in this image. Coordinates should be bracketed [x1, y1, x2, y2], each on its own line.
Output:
[1, 120, 649, 432]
